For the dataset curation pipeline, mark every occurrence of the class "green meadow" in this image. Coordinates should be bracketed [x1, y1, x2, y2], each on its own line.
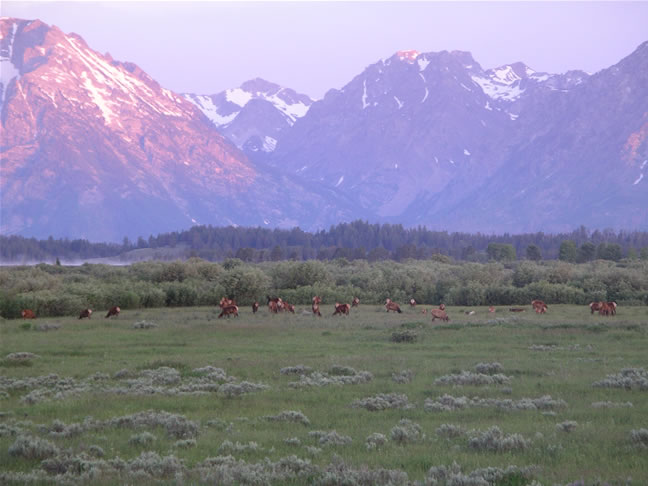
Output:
[1, 303, 647, 484]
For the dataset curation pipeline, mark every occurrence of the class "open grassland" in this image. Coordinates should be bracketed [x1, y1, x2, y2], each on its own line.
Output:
[1, 304, 648, 485]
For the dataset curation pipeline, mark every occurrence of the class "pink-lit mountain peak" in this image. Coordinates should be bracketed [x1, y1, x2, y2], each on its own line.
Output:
[0, 17, 260, 240]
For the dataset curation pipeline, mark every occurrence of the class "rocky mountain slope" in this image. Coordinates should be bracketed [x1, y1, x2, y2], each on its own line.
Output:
[0, 18, 355, 241]
[266, 47, 647, 232]
[2, 17, 646, 240]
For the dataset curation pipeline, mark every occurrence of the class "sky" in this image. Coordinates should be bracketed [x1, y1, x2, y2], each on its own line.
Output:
[2, 1, 648, 99]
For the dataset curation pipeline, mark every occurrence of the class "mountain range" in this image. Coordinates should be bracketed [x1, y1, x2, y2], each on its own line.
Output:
[1, 17, 647, 241]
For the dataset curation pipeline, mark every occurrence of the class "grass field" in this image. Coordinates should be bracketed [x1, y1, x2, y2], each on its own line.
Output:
[1, 303, 647, 485]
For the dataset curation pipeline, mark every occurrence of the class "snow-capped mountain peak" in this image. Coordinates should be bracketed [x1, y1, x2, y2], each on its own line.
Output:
[185, 78, 314, 153]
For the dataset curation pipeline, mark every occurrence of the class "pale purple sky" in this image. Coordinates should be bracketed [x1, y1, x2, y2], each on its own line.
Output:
[3, 1, 648, 99]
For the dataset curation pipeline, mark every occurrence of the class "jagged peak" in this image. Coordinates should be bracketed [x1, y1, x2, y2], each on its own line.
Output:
[240, 77, 282, 95]
[485, 62, 534, 85]
[396, 49, 420, 62]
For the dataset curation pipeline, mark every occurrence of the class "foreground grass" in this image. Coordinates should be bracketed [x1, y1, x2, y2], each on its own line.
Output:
[1, 303, 647, 484]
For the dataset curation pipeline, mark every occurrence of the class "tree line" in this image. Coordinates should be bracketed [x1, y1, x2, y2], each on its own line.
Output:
[1, 257, 646, 318]
[2, 221, 648, 263]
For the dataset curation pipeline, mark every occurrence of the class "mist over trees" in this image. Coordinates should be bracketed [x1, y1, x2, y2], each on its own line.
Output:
[2, 221, 648, 264]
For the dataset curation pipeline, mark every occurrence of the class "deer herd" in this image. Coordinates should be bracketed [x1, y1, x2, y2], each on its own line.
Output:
[210, 296, 619, 321]
[19, 299, 619, 321]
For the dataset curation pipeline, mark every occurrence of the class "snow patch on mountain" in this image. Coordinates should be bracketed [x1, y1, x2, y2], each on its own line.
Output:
[64, 35, 183, 118]
[81, 71, 116, 125]
[266, 93, 309, 123]
[187, 79, 313, 132]
[362, 79, 369, 109]
[419, 73, 429, 103]
[225, 87, 253, 107]
[0, 20, 19, 110]
[471, 73, 525, 101]
[184, 94, 237, 126]
[262, 136, 277, 152]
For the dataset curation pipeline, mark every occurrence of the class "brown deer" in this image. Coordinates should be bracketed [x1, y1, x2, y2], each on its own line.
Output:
[429, 309, 449, 321]
[589, 301, 603, 314]
[220, 297, 236, 308]
[267, 296, 283, 313]
[312, 296, 322, 316]
[333, 303, 350, 316]
[531, 300, 547, 314]
[385, 300, 402, 313]
[218, 305, 239, 318]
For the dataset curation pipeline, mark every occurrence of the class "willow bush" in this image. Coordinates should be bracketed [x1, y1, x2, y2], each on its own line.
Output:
[1, 258, 646, 317]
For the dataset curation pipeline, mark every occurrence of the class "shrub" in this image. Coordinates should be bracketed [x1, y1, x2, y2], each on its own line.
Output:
[280, 365, 313, 375]
[556, 421, 578, 433]
[309, 430, 352, 447]
[392, 369, 414, 384]
[108, 410, 199, 438]
[390, 419, 424, 444]
[352, 393, 415, 411]
[174, 439, 197, 449]
[468, 426, 530, 452]
[474, 362, 503, 375]
[218, 440, 262, 453]
[630, 428, 648, 447]
[592, 368, 648, 390]
[88, 445, 105, 457]
[288, 370, 373, 388]
[164, 282, 198, 307]
[127, 451, 185, 479]
[436, 423, 465, 438]
[434, 371, 511, 386]
[218, 381, 270, 398]
[8, 434, 60, 459]
[133, 320, 158, 329]
[390, 330, 418, 343]
[129, 431, 156, 446]
[264, 410, 310, 426]
[366, 433, 388, 450]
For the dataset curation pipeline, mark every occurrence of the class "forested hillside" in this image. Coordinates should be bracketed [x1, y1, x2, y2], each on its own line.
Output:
[2, 221, 648, 264]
